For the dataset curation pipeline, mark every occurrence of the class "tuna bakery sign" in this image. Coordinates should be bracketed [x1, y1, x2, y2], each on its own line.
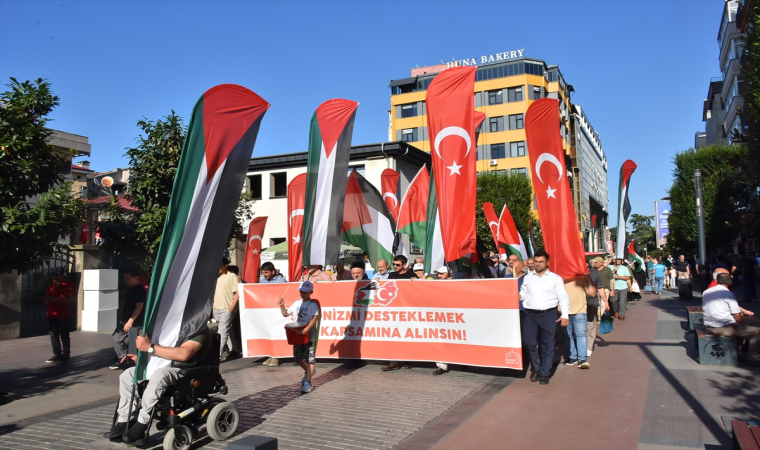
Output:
[446, 49, 526, 68]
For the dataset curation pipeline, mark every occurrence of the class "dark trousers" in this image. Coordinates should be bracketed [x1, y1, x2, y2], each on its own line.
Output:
[48, 317, 72, 357]
[522, 308, 557, 377]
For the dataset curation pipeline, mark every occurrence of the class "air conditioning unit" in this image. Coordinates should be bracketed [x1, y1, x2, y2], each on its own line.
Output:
[489, 160, 498, 166]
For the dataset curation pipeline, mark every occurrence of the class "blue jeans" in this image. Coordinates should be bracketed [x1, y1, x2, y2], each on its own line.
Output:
[566, 313, 588, 361]
[655, 277, 664, 293]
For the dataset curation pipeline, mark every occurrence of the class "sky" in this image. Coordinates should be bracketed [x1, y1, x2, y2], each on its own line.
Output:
[0, 0, 725, 227]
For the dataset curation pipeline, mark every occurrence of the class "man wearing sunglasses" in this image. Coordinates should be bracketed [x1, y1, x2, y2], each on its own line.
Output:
[382, 255, 418, 371]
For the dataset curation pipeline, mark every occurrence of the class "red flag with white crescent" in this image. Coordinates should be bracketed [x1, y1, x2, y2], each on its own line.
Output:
[381, 168, 400, 223]
[482, 202, 502, 255]
[425, 67, 477, 262]
[78, 222, 89, 244]
[288, 173, 307, 282]
[242, 216, 267, 283]
[525, 98, 587, 279]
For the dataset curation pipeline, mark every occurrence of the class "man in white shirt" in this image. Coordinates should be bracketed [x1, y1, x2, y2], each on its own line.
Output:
[519, 250, 570, 385]
[702, 273, 760, 365]
[372, 259, 391, 280]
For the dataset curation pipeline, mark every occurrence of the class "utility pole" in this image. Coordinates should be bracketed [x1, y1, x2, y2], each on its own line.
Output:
[695, 169, 707, 288]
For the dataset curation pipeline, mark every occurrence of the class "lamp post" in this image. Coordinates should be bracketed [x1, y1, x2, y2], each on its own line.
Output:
[695, 169, 707, 288]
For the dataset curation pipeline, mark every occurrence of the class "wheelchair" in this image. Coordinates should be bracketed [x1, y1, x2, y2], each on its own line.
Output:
[112, 328, 240, 450]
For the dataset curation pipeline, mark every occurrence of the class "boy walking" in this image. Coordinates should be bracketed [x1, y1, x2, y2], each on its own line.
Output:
[279, 281, 320, 393]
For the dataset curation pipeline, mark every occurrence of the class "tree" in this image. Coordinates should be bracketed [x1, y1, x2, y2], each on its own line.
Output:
[629, 213, 655, 251]
[740, 1, 760, 177]
[609, 226, 617, 245]
[0, 78, 84, 273]
[667, 144, 750, 254]
[475, 171, 542, 253]
[99, 112, 255, 269]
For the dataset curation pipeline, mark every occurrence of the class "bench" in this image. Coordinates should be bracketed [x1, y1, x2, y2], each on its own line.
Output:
[687, 306, 704, 331]
[694, 323, 738, 365]
[731, 420, 760, 450]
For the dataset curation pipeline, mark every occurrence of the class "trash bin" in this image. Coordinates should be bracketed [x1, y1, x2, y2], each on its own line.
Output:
[678, 278, 694, 301]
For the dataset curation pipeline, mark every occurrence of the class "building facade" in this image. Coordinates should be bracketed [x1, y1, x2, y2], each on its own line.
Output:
[239, 141, 431, 268]
[697, 0, 746, 147]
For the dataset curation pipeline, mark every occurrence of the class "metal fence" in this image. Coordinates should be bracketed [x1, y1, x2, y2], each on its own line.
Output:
[20, 250, 77, 337]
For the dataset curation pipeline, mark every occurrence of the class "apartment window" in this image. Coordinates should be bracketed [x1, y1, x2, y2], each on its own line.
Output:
[248, 174, 262, 200]
[401, 103, 417, 118]
[347, 165, 365, 177]
[511, 168, 528, 177]
[508, 114, 524, 130]
[507, 86, 523, 103]
[271, 172, 287, 198]
[509, 141, 526, 157]
[489, 117, 505, 133]
[488, 90, 503, 105]
[401, 128, 417, 142]
[491, 143, 506, 159]
[531, 86, 542, 100]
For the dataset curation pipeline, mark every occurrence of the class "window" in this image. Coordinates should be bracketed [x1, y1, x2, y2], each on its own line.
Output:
[248, 174, 262, 200]
[401, 128, 417, 142]
[511, 168, 528, 176]
[271, 172, 287, 198]
[531, 86, 542, 100]
[401, 103, 417, 118]
[507, 86, 523, 102]
[509, 141, 526, 157]
[270, 237, 286, 246]
[489, 117, 505, 133]
[490, 143, 506, 159]
[488, 90, 503, 105]
[347, 165, 365, 177]
[508, 114, 524, 130]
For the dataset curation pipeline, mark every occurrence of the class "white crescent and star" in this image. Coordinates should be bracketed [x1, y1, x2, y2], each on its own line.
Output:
[488, 221, 498, 234]
[249, 235, 262, 254]
[383, 192, 398, 209]
[433, 127, 472, 177]
[289, 209, 304, 226]
[293, 233, 301, 244]
[535, 153, 564, 199]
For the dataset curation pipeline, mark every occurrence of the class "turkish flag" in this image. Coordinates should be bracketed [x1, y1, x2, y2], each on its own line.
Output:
[381, 168, 400, 223]
[482, 202, 503, 255]
[287, 173, 307, 283]
[525, 99, 587, 279]
[242, 216, 268, 283]
[78, 222, 89, 244]
[425, 67, 477, 262]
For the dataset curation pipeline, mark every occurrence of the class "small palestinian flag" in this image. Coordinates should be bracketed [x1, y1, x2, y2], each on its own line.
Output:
[136, 85, 269, 381]
[302, 99, 359, 266]
[616, 160, 637, 258]
[397, 165, 430, 250]
[497, 204, 528, 261]
[342, 170, 396, 265]
[424, 170, 445, 274]
[627, 239, 644, 272]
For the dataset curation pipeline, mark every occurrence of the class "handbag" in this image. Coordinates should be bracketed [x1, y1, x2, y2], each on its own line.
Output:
[599, 312, 614, 334]
[631, 280, 640, 294]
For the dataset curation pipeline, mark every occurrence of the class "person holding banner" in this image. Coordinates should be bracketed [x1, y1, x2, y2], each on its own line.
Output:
[519, 250, 570, 385]
[301, 264, 332, 282]
[349, 261, 369, 280]
[372, 259, 391, 280]
[278, 281, 320, 394]
[260, 262, 285, 367]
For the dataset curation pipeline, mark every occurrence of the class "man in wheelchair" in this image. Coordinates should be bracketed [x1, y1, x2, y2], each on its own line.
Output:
[103, 325, 236, 446]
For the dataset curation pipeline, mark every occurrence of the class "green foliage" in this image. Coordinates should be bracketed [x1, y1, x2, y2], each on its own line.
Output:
[475, 171, 542, 253]
[609, 226, 617, 245]
[667, 144, 750, 254]
[0, 78, 84, 273]
[741, 1, 760, 177]
[629, 213, 655, 251]
[99, 112, 253, 270]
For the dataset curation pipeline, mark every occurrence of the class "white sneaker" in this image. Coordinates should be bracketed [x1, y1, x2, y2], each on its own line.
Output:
[587, 349, 593, 357]
[301, 380, 312, 393]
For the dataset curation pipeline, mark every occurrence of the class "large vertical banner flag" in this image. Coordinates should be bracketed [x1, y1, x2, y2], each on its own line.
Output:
[288, 173, 307, 283]
[615, 160, 638, 258]
[497, 204, 528, 261]
[525, 98, 587, 279]
[242, 217, 268, 283]
[137, 85, 269, 381]
[302, 99, 359, 266]
[482, 202, 502, 254]
[397, 165, 430, 250]
[627, 240, 643, 271]
[342, 170, 396, 265]
[426, 67, 477, 262]
[655, 201, 671, 247]
[381, 169, 400, 223]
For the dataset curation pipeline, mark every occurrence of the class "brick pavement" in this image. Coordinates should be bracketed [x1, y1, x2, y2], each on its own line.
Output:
[0, 361, 508, 449]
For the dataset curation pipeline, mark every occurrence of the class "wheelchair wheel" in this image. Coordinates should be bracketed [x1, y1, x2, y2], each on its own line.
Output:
[206, 401, 239, 441]
[163, 425, 193, 450]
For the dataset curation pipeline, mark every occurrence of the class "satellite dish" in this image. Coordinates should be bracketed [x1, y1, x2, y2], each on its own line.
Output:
[101, 176, 114, 188]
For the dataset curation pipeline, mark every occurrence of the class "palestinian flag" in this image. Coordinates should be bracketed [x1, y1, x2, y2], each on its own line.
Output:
[136, 85, 269, 381]
[615, 160, 637, 258]
[342, 170, 396, 265]
[397, 165, 430, 250]
[628, 240, 644, 272]
[497, 204, 528, 261]
[302, 99, 359, 266]
[424, 170, 445, 274]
